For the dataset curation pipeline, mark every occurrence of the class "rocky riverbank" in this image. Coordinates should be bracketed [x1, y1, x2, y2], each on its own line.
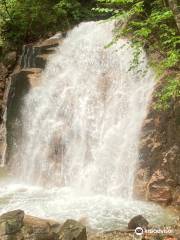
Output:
[0, 209, 86, 240]
[0, 210, 179, 240]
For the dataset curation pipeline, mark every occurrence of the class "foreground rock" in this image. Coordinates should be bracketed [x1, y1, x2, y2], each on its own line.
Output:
[22, 215, 60, 240]
[0, 210, 87, 240]
[59, 219, 87, 240]
[128, 215, 149, 230]
[0, 210, 179, 240]
[0, 210, 24, 235]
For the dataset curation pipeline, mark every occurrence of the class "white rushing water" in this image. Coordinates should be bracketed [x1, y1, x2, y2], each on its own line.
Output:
[1, 21, 177, 230]
[16, 21, 155, 196]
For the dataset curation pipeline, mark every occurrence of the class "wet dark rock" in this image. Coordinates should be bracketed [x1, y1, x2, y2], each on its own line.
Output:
[59, 219, 87, 240]
[0, 210, 24, 235]
[6, 36, 62, 165]
[128, 215, 149, 230]
[4, 51, 17, 70]
[20, 38, 61, 69]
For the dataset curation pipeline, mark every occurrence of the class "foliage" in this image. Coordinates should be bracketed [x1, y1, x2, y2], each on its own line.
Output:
[94, 0, 180, 110]
[0, 0, 179, 110]
[0, 0, 93, 48]
[155, 73, 180, 110]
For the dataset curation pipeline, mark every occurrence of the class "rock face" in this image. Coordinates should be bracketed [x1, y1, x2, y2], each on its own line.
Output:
[20, 38, 60, 69]
[4, 36, 62, 166]
[0, 36, 62, 167]
[0, 210, 88, 240]
[134, 81, 180, 207]
[128, 215, 149, 230]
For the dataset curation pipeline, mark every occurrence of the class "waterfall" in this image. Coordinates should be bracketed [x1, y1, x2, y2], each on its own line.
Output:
[11, 21, 155, 200]
[2, 21, 177, 231]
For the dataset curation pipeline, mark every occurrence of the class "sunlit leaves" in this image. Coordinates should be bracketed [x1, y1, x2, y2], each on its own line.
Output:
[95, 0, 180, 110]
[155, 75, 180, 110]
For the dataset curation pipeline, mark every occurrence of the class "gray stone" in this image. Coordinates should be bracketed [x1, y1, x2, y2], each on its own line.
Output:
[59, 219, 87, 240]
[0, 210, 24, 235]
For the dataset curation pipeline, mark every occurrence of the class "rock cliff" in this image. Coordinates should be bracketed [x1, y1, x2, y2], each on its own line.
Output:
[0, 36, 62, 166]
[134, 81, 180, 208]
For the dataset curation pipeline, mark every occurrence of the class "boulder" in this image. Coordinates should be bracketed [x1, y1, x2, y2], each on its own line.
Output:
[128, 215, 148, 230]
[22, 215, 58, 240]
[59, 219, 87, 240]
[47, 219, 61, 235]
[0, 210, 24, 235]
[0, 210, 62, 240]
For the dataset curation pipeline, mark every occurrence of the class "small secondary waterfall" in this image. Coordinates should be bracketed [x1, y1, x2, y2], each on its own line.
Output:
[12, 21, 155, 199]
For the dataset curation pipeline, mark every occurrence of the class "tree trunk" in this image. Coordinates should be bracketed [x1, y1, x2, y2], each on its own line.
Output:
[168, 0, 180, 32]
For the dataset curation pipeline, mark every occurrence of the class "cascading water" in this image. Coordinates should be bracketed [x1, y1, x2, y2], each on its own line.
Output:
[17, 21, 154, 196]
[0, 21, 177, 230]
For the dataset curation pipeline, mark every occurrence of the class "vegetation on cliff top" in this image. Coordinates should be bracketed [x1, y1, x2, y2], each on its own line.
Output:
[95, 0, 180, 110]
[0, 0, 95, 48]
[0, 0, 179, 110]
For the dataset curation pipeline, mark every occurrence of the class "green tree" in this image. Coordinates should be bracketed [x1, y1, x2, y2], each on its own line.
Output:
[0, 0, 92, 47]
[94, 0, 180, 110]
